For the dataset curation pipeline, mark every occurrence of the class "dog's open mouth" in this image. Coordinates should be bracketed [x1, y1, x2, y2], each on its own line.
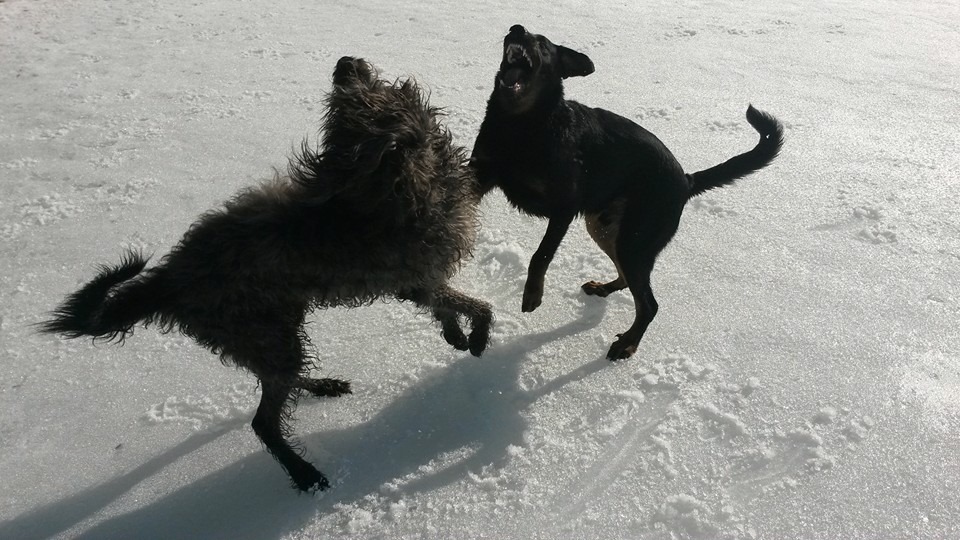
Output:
[499, 43, 533, 93]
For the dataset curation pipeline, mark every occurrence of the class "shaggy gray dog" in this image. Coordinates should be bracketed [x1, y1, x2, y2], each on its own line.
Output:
[40, 56, 492, 492]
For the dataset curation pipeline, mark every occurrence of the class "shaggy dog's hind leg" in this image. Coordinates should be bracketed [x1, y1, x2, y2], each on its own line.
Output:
[236, 323, 330, 492]
[297, 377, 352, 398]
[253, 376, 329, 492]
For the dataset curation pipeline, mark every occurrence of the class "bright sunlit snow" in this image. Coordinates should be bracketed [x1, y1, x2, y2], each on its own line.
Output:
[1, 0, 958, 538]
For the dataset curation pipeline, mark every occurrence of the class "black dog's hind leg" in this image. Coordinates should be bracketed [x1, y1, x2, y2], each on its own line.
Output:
[607, 272, 659, 360]
[605, 197, 683, 360]
[582, 276, 627, 297]
[583, 207, 628, 298]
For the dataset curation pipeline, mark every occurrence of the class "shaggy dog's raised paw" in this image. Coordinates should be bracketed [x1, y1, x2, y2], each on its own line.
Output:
[468, 328, 490, 357]
[442, 326, 470, 351]
[468, 308, 493, 357]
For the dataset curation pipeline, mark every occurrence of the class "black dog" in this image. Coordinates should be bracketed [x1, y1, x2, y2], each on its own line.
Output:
[471, 25, 783, 360]
[40, 57, 493, 492]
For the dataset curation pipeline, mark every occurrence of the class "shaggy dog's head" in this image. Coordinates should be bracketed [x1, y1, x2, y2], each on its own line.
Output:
[331, 55, 379, 90]
[289, 56, 470, 216]
[494, 25, 595, 114]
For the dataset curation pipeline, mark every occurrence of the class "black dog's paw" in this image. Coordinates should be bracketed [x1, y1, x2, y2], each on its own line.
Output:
[582, 281, 612, 297]
[442, 327, 470, 351]
[300, 377, 352, 398]
[606, 334, 637, 361]
[521, 282, 543, 313]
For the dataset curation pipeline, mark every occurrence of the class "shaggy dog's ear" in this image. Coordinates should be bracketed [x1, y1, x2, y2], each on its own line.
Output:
[354, 134, 398, 175]
[558, 46, 594, 79]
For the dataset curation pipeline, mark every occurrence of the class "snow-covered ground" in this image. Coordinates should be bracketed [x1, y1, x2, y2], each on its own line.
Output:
[1, 0, 958, 538]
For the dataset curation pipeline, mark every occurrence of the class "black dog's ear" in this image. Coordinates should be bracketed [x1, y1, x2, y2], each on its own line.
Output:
[557, 46, 595, 79]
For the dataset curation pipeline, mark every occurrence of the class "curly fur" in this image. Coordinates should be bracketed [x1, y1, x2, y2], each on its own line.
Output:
[39, 56, 493, 492]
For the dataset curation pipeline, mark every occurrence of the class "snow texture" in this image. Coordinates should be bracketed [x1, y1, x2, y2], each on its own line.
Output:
[1, 0, 958, 538]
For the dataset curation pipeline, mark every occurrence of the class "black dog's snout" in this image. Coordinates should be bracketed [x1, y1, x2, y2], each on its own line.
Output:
[509, 24, 526, 36]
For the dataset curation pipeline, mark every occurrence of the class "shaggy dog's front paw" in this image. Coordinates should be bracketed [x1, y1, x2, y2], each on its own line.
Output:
[468, 328, 490, 357]
[442, 327, 470, 351]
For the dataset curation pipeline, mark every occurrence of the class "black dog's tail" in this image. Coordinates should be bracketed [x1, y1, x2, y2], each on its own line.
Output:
[687, 105, 784, 198]
[38, 250, 166, 342]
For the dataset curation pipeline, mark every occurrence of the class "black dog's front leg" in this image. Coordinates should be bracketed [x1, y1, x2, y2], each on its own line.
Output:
[523, 213, 574, 312]
[468, 155, 500, 197]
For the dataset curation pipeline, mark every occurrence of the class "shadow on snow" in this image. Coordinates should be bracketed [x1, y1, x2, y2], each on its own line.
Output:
[2, 297, 620, 540]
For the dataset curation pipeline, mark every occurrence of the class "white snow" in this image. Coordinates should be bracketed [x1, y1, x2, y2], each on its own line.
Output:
[1, 0, 958, 538]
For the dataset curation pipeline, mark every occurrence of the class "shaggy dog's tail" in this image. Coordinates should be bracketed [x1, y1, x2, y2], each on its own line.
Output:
[687, 105, 784, 198]
[38, 250, 165, 342]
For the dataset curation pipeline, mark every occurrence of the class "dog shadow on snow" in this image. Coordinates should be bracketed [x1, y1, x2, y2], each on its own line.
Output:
[3, 297, 628, 540]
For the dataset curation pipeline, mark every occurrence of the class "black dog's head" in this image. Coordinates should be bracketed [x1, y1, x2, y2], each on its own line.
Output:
[494, 25, 595, 114]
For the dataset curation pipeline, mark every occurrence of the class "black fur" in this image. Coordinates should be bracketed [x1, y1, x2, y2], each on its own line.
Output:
[471, 25, 783, 360]
[39, 57, 493, 492]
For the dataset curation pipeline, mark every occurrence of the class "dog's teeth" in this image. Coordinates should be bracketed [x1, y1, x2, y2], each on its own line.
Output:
[505, 44, 534, 69]
[507, 44, 527, 65]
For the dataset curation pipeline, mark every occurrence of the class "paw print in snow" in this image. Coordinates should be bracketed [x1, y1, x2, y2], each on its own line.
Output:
[813, 198, 899, 245]
[635, 106, 679, 121]
[664, 25, 698, 39]
[691, 197, 739, 217]
[852, 205, 898, 244]
[729, 406, 874, 498]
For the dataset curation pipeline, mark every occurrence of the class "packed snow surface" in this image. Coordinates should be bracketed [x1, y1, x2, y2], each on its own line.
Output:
[1, 0, 958, 538]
